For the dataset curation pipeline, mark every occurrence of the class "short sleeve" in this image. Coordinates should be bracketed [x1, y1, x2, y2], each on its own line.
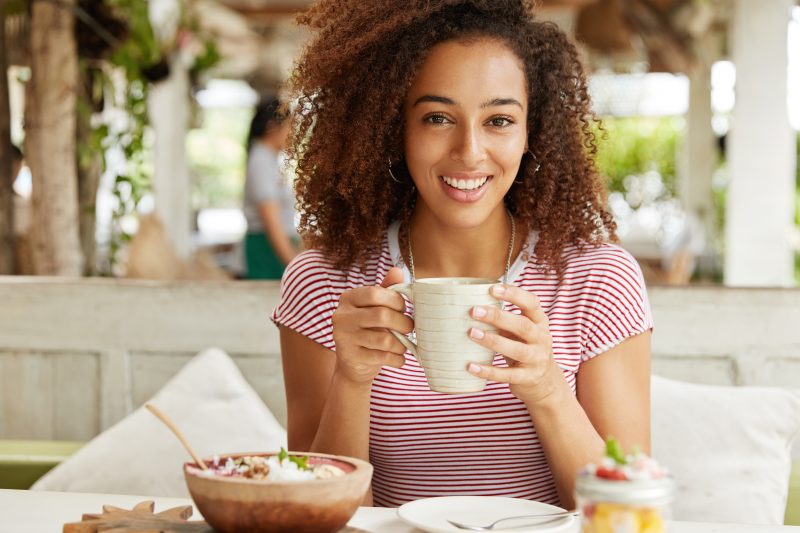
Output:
[271, 251, 338, 351]
[579, 245, 654, 361]
[247, 148, 282, 203]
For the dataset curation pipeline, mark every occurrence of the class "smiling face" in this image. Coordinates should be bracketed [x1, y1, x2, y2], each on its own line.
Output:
[403, 37, 529, 229]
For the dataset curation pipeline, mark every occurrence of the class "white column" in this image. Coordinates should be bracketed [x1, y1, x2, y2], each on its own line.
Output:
[680, 59, 716, 258]
[148, 57, 191, 258]
[725, 0, 797, 287]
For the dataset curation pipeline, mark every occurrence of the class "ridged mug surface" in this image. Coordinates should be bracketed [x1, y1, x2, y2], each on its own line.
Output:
[390, 277, 501, 394]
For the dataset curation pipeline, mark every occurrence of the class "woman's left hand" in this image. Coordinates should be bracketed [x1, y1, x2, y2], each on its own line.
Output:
[467, 283, 563, 406]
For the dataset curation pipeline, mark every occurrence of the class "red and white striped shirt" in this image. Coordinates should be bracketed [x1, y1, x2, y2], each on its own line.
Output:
[272, 222, 653, 507]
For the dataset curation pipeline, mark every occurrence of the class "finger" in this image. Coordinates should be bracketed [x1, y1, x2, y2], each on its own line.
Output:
[379, 351, 406, 369]
[347, 285, 406, 312]
[490, 284, 549, 326]
[381, 267, 404, 288]
[349, 348, 405, 370]
[468, 327, 535, 364]
[467, 361, 528, 383]
[358, 329, 408, 354]
[470, 304, 538, 343]
[357, 306, 414, 334]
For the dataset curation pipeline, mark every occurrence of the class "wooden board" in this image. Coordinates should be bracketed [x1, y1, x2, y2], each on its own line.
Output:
[62, 500, 372, 532]
[63, 500, 212, 533]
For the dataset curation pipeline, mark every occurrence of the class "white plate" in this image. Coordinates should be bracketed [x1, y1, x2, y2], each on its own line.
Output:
[396, 496, 576, 533]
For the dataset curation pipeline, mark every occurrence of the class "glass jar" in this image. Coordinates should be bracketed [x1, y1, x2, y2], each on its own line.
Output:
[575, 472, 675, 533]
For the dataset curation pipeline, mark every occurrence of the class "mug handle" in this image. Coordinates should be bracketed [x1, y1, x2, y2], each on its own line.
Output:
[387, 283, 417, 356]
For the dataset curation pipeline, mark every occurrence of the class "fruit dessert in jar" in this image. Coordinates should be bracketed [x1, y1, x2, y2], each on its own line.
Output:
[576, 438, 674, 533]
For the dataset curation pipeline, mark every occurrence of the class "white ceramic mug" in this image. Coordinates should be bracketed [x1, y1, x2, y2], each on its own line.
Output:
[389, 277, 501, 394]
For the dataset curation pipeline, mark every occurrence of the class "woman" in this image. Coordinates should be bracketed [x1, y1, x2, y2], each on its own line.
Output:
[243, 99, 300, 279]
[273, 0, 652, 509]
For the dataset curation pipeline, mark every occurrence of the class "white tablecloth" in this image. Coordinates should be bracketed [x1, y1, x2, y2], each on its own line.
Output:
[0, 489, 797, 533]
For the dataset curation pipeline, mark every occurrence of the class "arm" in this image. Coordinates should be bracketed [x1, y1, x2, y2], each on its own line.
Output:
[528, 332, 651, 508]
[278, 267, 412, 505]
[280, 325, 374, 505]
[258, 201, 298, 265]
[280, 325, 372, 458]
[467, 283, 651, 509]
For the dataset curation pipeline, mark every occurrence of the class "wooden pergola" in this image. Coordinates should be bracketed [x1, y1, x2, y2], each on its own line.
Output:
[1, 0, 796, 285]
[210, 0, 800, 287]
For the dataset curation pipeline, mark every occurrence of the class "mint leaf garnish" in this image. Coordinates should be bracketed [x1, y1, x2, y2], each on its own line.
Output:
[289, 454, 309, 470]
[605, 437, 627, 465]
[276, 447, 310, 470]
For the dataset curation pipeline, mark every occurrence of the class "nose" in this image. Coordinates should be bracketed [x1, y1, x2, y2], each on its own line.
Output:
[450, 123, 487, 167]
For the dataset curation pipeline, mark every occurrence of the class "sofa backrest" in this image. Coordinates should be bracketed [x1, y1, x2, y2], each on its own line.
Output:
[1, 277, 799, 454]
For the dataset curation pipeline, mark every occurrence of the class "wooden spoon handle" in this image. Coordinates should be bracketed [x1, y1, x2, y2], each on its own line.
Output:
[145, 403, 209, 471]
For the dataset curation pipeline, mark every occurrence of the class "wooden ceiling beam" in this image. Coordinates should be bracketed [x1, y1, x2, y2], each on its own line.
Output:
[221, 0, 600, 21]
[220, 3, 306, 21]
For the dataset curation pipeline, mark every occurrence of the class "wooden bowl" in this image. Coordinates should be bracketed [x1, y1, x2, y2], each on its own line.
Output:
[184, 451, 373, 533]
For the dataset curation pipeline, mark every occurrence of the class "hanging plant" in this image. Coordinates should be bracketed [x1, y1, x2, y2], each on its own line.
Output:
[76, 0, 219, 273]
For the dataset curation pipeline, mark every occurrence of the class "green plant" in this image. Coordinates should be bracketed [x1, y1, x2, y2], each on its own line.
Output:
[78, 0, 220, 272]
[795, 134, 800, 283]
[187, 107, 252, 209]
[594, 116, 684, 198]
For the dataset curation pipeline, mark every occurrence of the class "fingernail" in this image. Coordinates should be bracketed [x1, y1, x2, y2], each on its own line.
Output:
[472, 306, 487, 318]
[492, 284, 506, 296]
[468, 363, 481, 374]
[469, 327, 485, 339]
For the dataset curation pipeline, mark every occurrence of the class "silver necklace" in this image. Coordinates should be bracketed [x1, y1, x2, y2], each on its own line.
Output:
[406, 210, 516, 284]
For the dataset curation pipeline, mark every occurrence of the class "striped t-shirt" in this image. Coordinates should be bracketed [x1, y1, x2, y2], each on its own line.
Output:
[272, 222, 653, 507]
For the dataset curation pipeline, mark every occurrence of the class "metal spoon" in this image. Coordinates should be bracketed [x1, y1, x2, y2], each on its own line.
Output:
[447, 511, 578, 531]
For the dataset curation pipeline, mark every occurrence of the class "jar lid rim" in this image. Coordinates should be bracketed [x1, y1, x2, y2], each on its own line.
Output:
[576, 475, 675, 505]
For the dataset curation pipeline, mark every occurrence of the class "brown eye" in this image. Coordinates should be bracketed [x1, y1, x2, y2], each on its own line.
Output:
[488, 116, 514, 128]
[424, 113, 451, 125]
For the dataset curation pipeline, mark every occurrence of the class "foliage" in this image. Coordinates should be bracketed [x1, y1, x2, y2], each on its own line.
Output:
[594, 116, 684, 200]
[795, 135, 800, 283]
[80, 0, 220, 272]
[88, 0, 160, 270]
[187, 107, 252, 209]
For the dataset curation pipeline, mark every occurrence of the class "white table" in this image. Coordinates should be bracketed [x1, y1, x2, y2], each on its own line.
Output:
[0, 489, 797, 533]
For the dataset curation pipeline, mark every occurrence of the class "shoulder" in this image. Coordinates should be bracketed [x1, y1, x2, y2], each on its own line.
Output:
[273, 240, 395, 339]
[248, 145, 279, 170]
[558, 244, 652, 360]
[560, 242, 645, 289]
[281, 239, 396, 297]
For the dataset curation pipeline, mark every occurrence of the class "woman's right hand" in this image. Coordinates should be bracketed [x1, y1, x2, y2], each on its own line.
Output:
[331, 267, 413, 384]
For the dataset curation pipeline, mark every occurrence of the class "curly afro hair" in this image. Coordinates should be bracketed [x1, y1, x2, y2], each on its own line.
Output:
[286, 0, 616, 274]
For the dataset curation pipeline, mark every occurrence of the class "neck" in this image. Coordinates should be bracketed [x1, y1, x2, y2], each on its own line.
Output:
[260, 136, 281, 152]
[406, 204, 522, 280]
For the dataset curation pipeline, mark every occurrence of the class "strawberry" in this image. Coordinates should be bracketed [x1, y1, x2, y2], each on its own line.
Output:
[595, 467, 628, 481]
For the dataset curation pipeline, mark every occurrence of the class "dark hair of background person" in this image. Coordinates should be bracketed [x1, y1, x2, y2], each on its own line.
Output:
[286, 0, 617, 275]
[246, 98, 289, 152]
[11, 144, 23, 162]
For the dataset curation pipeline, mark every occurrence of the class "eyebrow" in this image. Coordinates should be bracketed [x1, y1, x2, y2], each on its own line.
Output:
[482, 97, 524, 109]
[412, 95, 524, 109]
[413, 95, 456, 106]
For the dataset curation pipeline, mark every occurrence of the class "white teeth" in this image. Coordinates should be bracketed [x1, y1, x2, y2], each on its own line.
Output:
[442, 176, 490, 190]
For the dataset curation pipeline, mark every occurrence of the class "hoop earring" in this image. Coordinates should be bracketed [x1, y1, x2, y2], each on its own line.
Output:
[514, 150, 542, 184]
[388, 157, 402, 184]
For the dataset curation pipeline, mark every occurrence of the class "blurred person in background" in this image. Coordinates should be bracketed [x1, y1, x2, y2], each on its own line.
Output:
[10, 144, 32, 273]
[243, 99, 300, 279]
[10, 144, 23, 184]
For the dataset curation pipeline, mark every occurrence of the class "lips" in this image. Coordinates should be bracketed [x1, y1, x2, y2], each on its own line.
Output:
[438, 174, 493, 203]
[441, 175, 491, 191]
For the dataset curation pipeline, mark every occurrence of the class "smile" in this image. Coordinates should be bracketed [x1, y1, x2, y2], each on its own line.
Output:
[440, 175, 492, 191]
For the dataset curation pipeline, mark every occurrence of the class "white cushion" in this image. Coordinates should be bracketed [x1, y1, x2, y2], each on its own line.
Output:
[652, 375, 800, 525]
[32, 348, 287, 497]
